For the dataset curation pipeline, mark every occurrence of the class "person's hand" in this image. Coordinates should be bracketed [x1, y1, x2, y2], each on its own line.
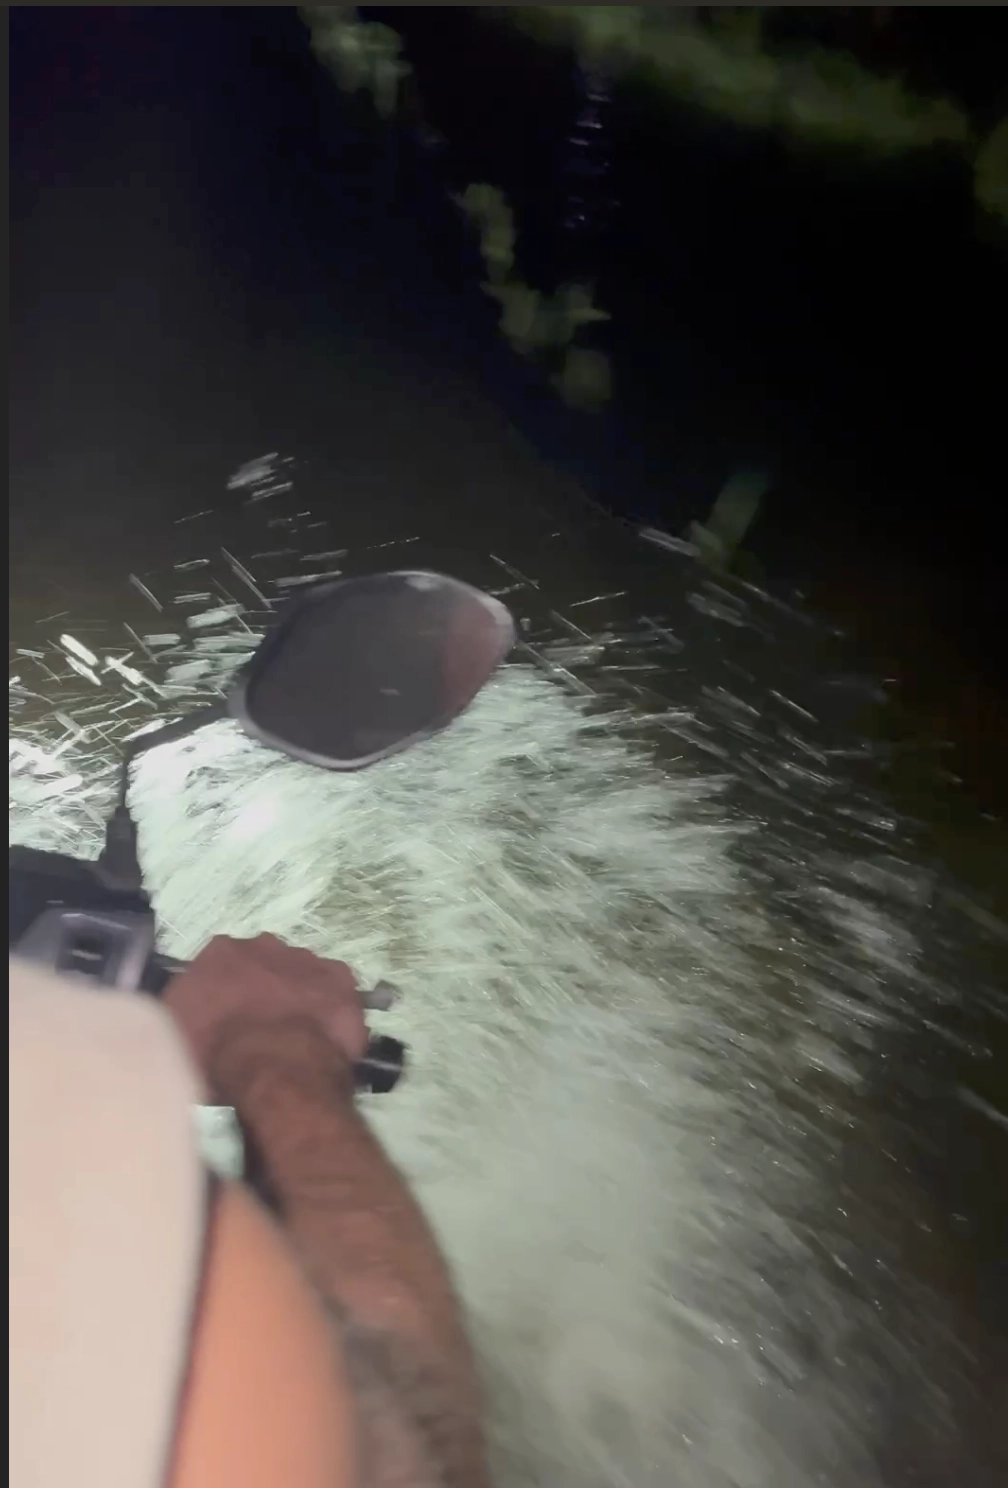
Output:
[164, 934, 369, 1087]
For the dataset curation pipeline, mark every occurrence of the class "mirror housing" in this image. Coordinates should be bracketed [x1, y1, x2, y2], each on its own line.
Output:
[227, 570, 515, 770]
[97, 570, 514, 888]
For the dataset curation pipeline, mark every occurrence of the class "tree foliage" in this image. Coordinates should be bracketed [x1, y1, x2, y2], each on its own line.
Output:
[503, 6, 973, 158]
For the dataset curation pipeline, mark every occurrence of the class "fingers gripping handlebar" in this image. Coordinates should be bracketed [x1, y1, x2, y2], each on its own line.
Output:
[143, 953, 405, 1093]
[8, 846, 405, 1097]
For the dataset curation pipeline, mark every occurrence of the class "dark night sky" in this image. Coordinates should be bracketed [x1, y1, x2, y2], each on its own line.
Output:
[8, 5, 1007, 689]
[9, 8, 631, 540]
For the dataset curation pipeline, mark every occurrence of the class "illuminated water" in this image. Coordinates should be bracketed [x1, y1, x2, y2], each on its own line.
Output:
[10, 456, 1005, 1488]
[10, 10, 1006, 1481]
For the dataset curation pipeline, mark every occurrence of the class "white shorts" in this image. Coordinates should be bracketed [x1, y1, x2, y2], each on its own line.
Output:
[9, 960, 210, 1488]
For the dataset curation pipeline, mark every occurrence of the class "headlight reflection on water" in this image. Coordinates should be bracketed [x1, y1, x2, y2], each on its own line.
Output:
[9, 477, 1004, 1488]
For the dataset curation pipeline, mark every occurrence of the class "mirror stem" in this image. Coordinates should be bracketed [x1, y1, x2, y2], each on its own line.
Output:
[97, 803, 144, 890]
[100, 702, 231, 889]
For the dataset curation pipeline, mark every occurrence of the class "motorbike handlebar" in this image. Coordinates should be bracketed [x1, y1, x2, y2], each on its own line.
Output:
[142, 952, 406, 1095]
[8, 848, 405, 1097]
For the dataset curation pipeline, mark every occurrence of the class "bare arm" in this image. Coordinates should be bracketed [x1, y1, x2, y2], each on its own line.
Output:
[209, 1015, 489, 1488]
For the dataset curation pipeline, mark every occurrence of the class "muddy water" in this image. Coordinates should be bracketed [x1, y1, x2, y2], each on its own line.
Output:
[9, 9, 1007, 1486]
[10, 450, 1007, 1486]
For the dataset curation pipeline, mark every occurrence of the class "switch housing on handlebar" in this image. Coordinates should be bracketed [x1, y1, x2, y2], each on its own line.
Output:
[9, 845, 405, 1093]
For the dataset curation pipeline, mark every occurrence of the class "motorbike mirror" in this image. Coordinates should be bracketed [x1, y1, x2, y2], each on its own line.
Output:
[227, 571, 515, 770]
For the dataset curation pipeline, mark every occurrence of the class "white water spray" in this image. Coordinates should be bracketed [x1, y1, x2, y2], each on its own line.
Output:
[10, 467, 991, 1487]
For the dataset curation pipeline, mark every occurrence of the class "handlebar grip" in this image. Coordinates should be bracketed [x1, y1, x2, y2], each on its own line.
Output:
[142, 953, 406, 1094]
[351, 1034, 407, 1095]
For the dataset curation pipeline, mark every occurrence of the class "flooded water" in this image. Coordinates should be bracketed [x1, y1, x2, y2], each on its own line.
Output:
[11, 453, 1007, 1486]
[9, 10, 1007, 1488]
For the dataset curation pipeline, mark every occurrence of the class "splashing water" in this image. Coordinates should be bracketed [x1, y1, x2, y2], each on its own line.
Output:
[9, 457, 1003, 1487]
